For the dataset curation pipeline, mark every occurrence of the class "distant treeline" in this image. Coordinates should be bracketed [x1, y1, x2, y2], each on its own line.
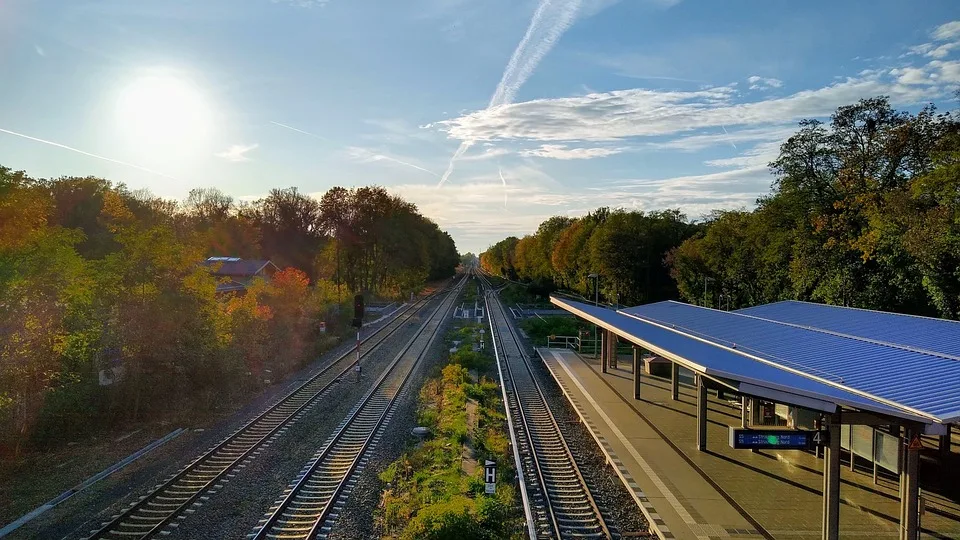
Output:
[481, 97, 960, 318]
[0, 169, 458, 455]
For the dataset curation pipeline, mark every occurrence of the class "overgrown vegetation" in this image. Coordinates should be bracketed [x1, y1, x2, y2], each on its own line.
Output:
[376, 319, 523, 539]
[0, 169, 459, 457]
[519, 316, 589, 346]
[480, 97, 960, 318]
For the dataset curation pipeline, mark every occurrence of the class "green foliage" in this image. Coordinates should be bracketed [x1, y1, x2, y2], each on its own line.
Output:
[0, 166, 458, 457]
[481, 97, 960, 320]
[520, 316, 587, 345]
[376, 327, 522, 539]
[481, 209, 698, 305]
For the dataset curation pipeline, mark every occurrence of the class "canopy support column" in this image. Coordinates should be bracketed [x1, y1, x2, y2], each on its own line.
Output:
[900, 427, 920, 540]
[633, 347, 642, 399]
[697, 375, 708, 451]
[741, 396, 749, 428]
[608, 330, 618, 369]
[671, 362, 680, 401]
[601, 330, 609, 373]
[822, 415, 841, 540]
[939, 425, 952, 459]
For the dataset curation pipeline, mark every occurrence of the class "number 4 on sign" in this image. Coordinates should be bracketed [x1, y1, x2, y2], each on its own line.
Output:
[811, 430, 828, 446]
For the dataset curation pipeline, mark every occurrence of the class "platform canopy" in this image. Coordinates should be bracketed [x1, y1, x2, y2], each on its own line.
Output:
[551, 297, 960, 430]
[737, 300, 960, 360]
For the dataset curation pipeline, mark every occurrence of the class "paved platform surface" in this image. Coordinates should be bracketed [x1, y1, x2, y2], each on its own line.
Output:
[536, 348, 960, 540]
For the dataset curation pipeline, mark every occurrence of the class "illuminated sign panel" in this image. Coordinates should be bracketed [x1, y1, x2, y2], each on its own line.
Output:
[729, 427, 828, 450]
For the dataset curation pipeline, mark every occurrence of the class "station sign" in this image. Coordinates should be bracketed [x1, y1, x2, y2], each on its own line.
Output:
[729, 427, 828, 450]
[484, 460, 496, 494]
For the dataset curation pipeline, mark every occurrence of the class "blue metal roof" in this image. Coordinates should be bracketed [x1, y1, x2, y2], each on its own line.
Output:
[550, 297, 931, 423]
[737, 300, 960, 360]
[618, 301, 960, 424]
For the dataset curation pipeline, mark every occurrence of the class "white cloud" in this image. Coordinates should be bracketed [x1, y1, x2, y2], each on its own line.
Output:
[748, 75, 783, 90]
[932, 21, 960, 42]
[435, 72, 944, 143]
[906, 20, 960, 59]
[931, 60, 960, 83]
[460, 146, 513, 161]
[891, 67, 933, 85]
[388, 159, 768, 252]
[215, 143, 259, 162]
[438, 0, 584, 186]
[519, 144, 624, 160]
[34, 45, 46, 57]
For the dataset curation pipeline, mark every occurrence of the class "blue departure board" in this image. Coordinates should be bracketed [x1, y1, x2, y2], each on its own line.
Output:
[728, 427, 827, 449]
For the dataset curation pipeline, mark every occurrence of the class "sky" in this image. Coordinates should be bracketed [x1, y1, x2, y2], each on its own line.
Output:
[1, 0, 959, 254]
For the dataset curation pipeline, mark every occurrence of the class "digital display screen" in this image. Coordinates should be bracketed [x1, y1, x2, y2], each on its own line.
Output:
[729, 428, 825, 449]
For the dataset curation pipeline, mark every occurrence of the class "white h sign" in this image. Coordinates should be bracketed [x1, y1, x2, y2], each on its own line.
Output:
[484, 460, 496, 494]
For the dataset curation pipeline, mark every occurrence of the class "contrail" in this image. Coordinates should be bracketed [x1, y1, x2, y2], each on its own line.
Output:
[0, 127, 180, 180]
[270, 121, 329, 141]
[371, 154, 440, 178]
[721, 124, 737, 150]
[438, 0, 582, 187]
[499, 167, 508, 208]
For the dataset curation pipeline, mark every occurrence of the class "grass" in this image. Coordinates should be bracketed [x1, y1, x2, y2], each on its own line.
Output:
[375, 312, 524, 539]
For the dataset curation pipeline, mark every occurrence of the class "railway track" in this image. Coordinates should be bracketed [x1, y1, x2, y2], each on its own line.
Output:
[481, 274, 613, 539]
[248, 275, 463, 540]
[85, 284, 448, 540]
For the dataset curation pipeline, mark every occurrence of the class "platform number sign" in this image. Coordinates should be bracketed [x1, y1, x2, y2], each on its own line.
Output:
[812, 430, 825, 446]
[484, 460, 496, 495]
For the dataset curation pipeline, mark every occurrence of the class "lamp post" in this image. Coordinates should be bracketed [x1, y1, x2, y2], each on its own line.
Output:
[588, 273, 599, 358]
[703, 276, 714, 307]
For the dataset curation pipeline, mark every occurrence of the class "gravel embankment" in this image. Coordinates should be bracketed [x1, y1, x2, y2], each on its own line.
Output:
[325, 313, 455, 540]
[7, 300, 434, 540]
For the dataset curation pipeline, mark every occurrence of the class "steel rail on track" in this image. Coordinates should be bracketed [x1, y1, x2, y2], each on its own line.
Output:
[481, 272, 611, 540]
[249, 276, 465, 540]
[86, 284, 450, 540]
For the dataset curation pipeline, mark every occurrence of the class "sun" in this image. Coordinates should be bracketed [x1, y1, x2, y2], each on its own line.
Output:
[115, 71, 213, 153]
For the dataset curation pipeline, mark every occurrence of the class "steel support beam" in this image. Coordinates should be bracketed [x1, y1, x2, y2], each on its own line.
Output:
[822, 417, 841, 540]
[741, 396, 749, 428]
[940, 425, 952, 458]
[601, 330, 609, 373]
[900, 427, 920, 540]
[697, 375, 708, 451]
[633, 347, 642, 399]
[608, 330, 618, 370]
[671, 362, 680, 401]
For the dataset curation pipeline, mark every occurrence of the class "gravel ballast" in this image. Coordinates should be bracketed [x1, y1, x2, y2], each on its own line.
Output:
[325, 303, 456, 540]
[526, 354, 651, 538]
[6, 297, 439, 540]
[325, 297, 650, 538]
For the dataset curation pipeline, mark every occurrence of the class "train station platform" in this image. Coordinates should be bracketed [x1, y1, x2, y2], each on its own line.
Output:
[536, 347, 960, 540]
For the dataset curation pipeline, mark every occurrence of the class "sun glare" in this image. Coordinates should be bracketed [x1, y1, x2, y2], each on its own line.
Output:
[115, 71, 213, 154]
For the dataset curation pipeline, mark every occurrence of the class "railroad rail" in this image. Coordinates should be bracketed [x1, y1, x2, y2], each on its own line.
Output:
[85, 284, 449, 540]
[248, 276, 463, 540]
[481, 273, 612, 539]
